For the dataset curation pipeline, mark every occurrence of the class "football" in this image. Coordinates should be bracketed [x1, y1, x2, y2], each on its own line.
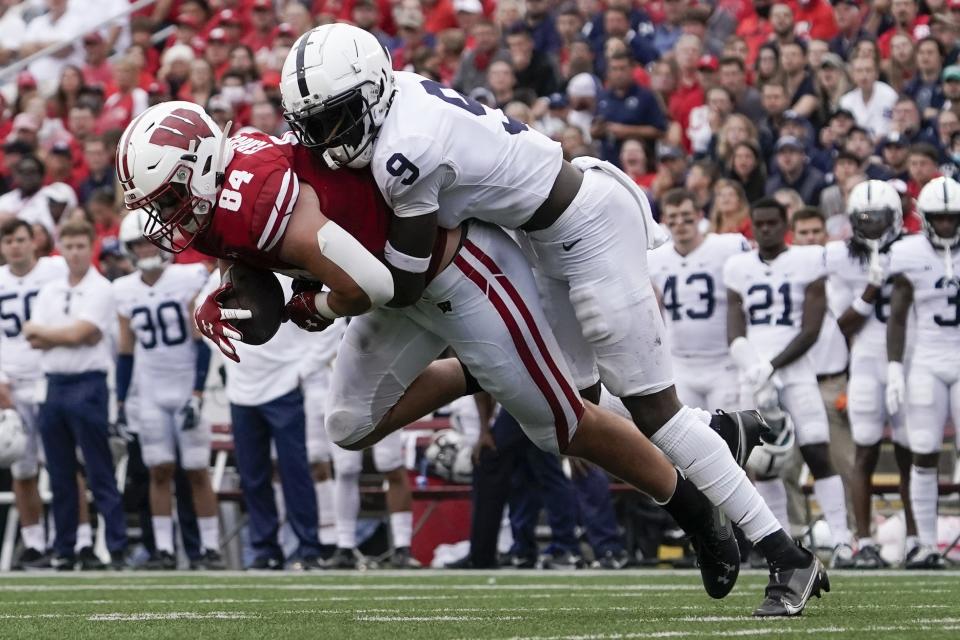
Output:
[219, 263, 285, 345]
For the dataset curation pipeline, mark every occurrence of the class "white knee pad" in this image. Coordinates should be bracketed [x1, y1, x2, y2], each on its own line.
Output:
[372, 431, 404, 472]
[847, 375, 885, 446]
[783, 383, 830, 446]
[906, 370, 945, 455]
[325, 406, 375, 448]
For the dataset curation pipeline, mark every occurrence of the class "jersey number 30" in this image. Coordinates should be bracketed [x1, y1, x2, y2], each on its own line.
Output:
[385, 80, 530, 186]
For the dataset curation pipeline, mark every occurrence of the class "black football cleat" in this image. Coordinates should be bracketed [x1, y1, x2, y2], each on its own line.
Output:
[191, 550, 226, 570]
[142, 551, 177, 570]
[753, 545, 830, 617]
[690, 505, 740, 599]
[852, 544, 889, 569]
[247, 555, 284, 571]
[288, 555, 325, 571]
[76, 546, 106, 570]
[327, 547, 365, 570]
[710, 410, 768, 468]
[14, 548, 51, 571]
[388, 547, 422, 569]
[904, 545, 946, 569]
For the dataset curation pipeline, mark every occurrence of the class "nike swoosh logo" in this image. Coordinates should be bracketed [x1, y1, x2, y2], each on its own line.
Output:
[562, 239, 582, 251]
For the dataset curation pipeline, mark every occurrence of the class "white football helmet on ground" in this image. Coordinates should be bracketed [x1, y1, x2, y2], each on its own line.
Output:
[120, 209, 171, 272]
[280, 24, 395, 169]
[116, 101, 231, 253]
[846, 179, 903, 248]
[747, 387, 795, 478]
[0, 409, 26, 468]
[424, 429, 473, 484]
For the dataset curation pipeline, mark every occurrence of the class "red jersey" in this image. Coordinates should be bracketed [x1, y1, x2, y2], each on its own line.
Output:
[192, 131, 392, 278]
[878, 17, 931, 59]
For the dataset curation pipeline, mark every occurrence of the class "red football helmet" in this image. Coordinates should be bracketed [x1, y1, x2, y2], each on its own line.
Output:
[116, 101, 231, 252]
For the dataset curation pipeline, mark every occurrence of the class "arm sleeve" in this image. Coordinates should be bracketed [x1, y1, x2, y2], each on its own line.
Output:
[116, 353, 133, 403]
[194, 340, 211, 393]
[371, 135, 447, 219]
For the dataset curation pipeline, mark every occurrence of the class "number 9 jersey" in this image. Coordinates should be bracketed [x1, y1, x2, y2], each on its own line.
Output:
[370, 71, 563, 226]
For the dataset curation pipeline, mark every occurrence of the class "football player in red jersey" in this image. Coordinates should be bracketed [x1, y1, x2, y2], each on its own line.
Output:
[118, 102, 750, 599]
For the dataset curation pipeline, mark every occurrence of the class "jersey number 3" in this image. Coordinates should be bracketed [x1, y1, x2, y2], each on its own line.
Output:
[385, 81, 530, 186]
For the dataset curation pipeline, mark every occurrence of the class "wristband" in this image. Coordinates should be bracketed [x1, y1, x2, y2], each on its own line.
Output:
[384, 241, 431, 273]
[314, 291, 341, 321]
[851, 296, 874, 317]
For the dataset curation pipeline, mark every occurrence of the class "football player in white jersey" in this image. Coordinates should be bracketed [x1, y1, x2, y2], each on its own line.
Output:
[281, 24, 827, 616]
[299, 320, 345, 558]
[725, 198, 854, 567]
[886, 176, 960, 569]
[113, 211, 223, 570]
[0, 219, 67, 568]
[826, 181, 917, 568]
[648, 189, 749, 411]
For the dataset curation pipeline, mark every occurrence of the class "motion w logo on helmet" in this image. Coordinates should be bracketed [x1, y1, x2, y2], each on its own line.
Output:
[149, 108, 216, 151]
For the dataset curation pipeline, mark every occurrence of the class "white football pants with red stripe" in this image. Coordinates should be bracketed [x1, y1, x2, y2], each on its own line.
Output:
[325, 222, 584, 456]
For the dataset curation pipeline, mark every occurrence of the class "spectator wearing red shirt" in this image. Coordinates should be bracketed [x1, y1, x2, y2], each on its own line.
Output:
[736, 0, 774, 66]
[906, 142, 942, 232]
[88, 188, 121, 272]
[44, 143, 85, 194]
[130, 17, 160, 76]
[620, 139, 657, 191]
[210, 9, 246, 45]
[336, 0, 398, 36]
[669, 34, 706, 151]
[422, 0, 458, 34]
[878, 0, 930, 59]
[81, 33, 115, 94]
[350, 0, 392, 48]
[97, 58, 148, 136]
[243, 0, 278, 56]
[204, 28, 233, 80]
[788, 0, 838, 41]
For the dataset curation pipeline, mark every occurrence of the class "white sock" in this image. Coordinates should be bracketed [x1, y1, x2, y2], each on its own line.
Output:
[390, 511, 413, 549]
[910, 465, 939, 547]
[198, 516, 219, 552]
[316, 480, 337, 546]
[858, 536, 874, 549]
[272, 482, 287, 525]
[75, 523, 93, 552]
[650, 406, 782, 542]
[335, 472, 360, 549]
[754, 478, 790, 532]
[152, 515, 174, 554]
[21, 523, 45, 552]
[814, 475, 853, 547]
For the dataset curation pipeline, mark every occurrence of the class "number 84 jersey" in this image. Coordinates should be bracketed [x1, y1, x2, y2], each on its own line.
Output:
[371, 71, 563, 226]
[113, 264, 209, 375]
[648, 233, 750, 357]
[724, 244, 825, 361]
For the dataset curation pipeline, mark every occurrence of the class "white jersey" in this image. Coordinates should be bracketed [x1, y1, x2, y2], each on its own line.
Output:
[113, 264, 208, 377]
[648, 233, 750, 357]
[888, 234, 960, 353]
[724, 245, 826, 359]
[371, 71, 563, 228]
[0, 257, 67, 381]
[825, 240, 897, 356]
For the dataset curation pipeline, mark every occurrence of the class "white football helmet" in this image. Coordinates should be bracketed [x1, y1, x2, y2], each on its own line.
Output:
[0, 409, 26, 468]
[747, 387, 796, 478]
[116, 101, 231, 253]
[120, 209, 171, 272]
[280, 24, 396, 169]
[846, 180, 903, 248]
[424, 429, 473, 484]
[917, 176, 960, 250]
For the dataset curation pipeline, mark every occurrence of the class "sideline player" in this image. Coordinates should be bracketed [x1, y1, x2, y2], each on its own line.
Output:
[0, 220, 66, 568]
[886, 176, 960, 569]
[826, 181, 917, 568]
[648, 188, 748, 412]
[280, 25, 825, 616]
[113, 210, 223, 569]
[117, 102, 748, 599]
[725, 198, 855, 567]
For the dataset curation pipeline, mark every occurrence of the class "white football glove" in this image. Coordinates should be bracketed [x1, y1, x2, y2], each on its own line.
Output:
[743, 360, 775, 394]
[885, 361, 906, 416]
[868, 247, 886, 288]
[730, 337, 774, 394]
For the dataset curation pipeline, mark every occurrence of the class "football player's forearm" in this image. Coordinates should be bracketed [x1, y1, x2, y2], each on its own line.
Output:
[386, 266, 426, 308]
[771, 330, 819, 370]
[726, 290, 746, 344]
[887, 278, 912, 363]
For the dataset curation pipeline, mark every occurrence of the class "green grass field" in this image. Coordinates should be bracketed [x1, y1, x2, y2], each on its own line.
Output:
[0, 569, 958, 640]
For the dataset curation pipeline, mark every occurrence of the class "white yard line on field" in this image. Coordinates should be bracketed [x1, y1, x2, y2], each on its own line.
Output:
[495, 622, 960, 640]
